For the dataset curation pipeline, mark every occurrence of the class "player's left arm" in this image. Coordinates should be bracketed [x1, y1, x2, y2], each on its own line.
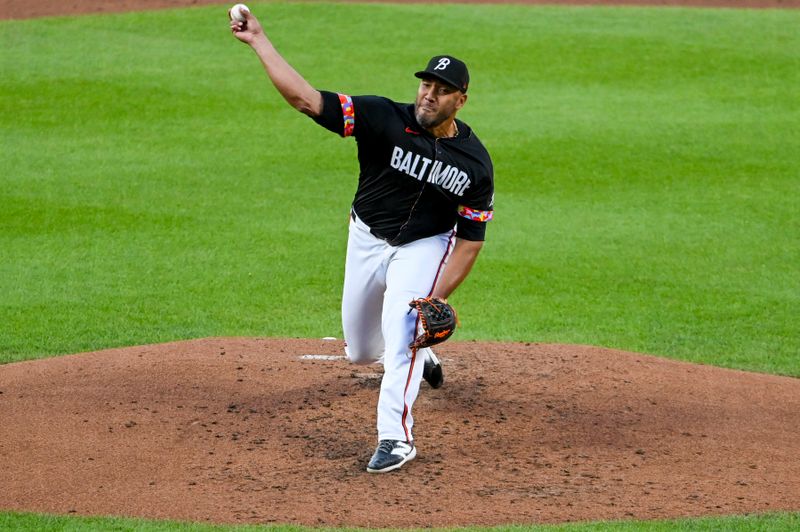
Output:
[430, 238, 483, 300]
[433, 154, 494, 300]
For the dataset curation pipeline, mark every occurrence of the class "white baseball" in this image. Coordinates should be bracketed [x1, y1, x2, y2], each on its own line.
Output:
[229, 3, 249, 22]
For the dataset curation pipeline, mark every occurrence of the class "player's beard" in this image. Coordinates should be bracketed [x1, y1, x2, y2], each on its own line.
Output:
[414, 103, 449, 130]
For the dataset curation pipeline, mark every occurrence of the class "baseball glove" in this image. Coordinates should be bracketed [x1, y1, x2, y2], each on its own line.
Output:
[408, 297, 458, 349]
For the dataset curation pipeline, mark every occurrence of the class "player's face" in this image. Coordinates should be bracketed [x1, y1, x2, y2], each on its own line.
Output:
[414, 78, 467, 129]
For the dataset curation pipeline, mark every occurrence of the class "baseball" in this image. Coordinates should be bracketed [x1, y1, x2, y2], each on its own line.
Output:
[229, 3, 249, 22]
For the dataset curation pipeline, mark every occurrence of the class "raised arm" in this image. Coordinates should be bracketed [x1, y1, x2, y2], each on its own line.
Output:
[230, 8, 323, 116]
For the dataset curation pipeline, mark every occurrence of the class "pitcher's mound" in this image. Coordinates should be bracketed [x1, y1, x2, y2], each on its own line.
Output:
[1, 337, 799, 527]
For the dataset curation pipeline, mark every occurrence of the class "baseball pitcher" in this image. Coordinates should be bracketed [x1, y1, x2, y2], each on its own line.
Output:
[231, 7, 494, 473]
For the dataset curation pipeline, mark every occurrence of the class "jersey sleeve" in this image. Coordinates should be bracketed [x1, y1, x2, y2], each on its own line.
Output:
[311, 91, 391, 138]
[311, 91, 354, 137]
[454, 165, 494, 241]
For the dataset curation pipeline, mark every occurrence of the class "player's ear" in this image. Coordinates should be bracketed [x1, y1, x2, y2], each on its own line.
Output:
[455, 92, 467, 111]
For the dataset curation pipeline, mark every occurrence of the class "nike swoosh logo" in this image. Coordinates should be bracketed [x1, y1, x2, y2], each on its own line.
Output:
[405, 127, 420, 135]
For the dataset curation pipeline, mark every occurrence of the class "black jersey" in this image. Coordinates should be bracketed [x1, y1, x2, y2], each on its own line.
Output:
[312, 90, 494, 246]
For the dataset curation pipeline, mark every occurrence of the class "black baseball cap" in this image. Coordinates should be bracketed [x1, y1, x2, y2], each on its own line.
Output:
[414, 55, 469, 93]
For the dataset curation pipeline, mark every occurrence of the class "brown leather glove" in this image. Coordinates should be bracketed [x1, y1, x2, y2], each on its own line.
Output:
[408, 297, 458, 349]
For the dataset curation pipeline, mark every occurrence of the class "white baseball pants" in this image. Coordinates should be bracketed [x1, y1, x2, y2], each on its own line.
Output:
[342, 211, 454, 443]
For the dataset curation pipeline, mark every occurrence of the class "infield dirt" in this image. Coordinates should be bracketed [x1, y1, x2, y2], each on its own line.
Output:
[1, 338, 799, 526]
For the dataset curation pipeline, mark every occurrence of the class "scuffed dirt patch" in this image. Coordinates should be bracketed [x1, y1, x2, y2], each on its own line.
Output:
[0, 0, 223, 20]
[1, 337, 798, 526]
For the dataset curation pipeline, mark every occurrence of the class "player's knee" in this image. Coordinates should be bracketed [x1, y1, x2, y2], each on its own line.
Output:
[345, 344, 380, 365]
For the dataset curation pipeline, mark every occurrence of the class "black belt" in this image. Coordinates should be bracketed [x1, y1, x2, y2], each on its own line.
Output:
[351, 208, 403, 246]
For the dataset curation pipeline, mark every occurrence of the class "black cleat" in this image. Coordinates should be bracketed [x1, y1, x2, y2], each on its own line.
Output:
[366, 440, 416, 473]
[422, 351, 444, 389]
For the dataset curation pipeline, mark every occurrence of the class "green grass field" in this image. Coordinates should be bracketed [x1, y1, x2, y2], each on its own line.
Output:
[1, 2, 799, 530]
[2, 510, 800, 531]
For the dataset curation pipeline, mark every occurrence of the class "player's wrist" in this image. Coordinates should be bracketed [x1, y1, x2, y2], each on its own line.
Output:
[249, 34, 270, 51]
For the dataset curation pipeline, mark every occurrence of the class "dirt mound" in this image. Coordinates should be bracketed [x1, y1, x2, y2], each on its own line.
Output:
[1, 337, 798, 526]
